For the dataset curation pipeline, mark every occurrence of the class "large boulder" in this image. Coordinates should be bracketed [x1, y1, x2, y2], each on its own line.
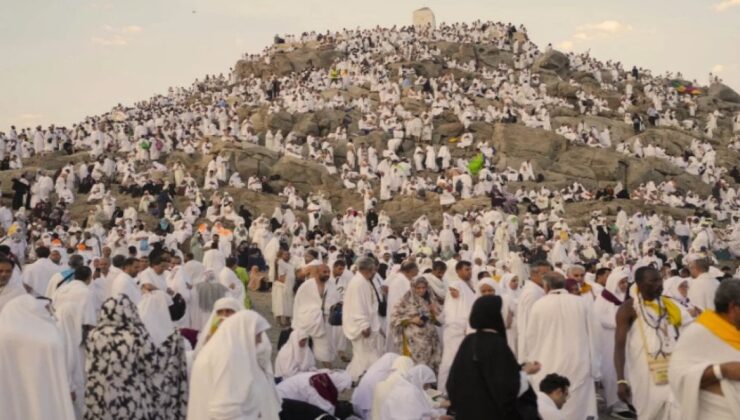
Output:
[380, 195, 489, 229]
[491, 123, 568, 170]
[548, 148, 625, 186]
[632, 128, 695, 156]
[268, 156, 342, 195]
[708, 83, 740, 104]
[624, 158, 711, 195]
[234, 46, 344, 78]
[563, 199, 693, 228]
[292, 113, 320, 137]
[264, 111, 294, 135]
[533, 50, 570, 74]
[476, 45, 516, 69]
[315, 109, 348, 136]
[229, 144, 280, 177]
[435, 122, 465, 138]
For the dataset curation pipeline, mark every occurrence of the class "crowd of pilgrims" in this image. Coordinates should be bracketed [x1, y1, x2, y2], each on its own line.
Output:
[0, 19, 740, 420]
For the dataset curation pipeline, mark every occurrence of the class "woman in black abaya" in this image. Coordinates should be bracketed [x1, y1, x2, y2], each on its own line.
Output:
[446, 295, 541, 420]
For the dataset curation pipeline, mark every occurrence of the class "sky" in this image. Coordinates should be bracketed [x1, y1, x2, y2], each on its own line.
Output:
[1, 0, 738, 131]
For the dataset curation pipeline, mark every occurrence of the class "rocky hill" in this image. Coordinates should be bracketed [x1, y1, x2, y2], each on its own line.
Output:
[4, 22, 740, 235]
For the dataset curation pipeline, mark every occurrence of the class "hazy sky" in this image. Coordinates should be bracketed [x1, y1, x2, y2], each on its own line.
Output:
[1, 0, 738, 131]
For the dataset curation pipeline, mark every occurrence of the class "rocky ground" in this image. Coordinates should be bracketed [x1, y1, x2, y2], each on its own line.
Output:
[5, 39, 738, 236]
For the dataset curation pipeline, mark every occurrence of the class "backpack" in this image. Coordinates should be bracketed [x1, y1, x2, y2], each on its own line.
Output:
[155, 139, 164, 151]
[328, 302, 343, 326]
[455, 179, 463, 194]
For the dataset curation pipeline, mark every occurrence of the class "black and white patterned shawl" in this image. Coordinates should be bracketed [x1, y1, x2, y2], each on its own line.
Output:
[84, 294, 187, 420]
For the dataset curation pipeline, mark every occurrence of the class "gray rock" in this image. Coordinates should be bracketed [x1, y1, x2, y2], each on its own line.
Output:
[708, 83, 740, 104]
[533, 50, 570, 74]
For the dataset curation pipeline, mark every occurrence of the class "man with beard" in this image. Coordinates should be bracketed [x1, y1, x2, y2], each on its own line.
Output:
[292, 263, 338, 367]
[615, 266, 684, 419]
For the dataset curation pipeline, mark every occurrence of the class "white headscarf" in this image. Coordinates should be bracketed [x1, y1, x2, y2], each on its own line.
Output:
[476, 278, 500, 297]
[0, 295, 75, 420]
[444, 280, 475, 328]
[187, 310, 281, 420]
[138, 290, 175, 346]
[351, 352, 400, 415]
[404, 364, 436, 388]
[379, 365, 438, 420]
[501, 273, 522, 301]
[193, 296, 243, 355]
[327, 370, 353, 393]
[663, 276, 689, 305]
[274, 328, 316, 379]
[371, 356, 414, 420]
[604, 268, 629, 302]
[182, 260, 205, 286]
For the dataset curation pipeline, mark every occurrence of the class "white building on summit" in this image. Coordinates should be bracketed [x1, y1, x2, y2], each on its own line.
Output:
[412, 7, 436, 29]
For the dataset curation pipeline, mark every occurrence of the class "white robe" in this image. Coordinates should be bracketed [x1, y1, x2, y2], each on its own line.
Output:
[202, 248, 226, 274]
[272, 259, 295, 318]
[379, 365, 441, 420]
[669, 320, 740, 420]
[515, 280, 546, 361]
[371, 357, 415, 420]
[292, 278, 335, 362]
[21, 257, 62, 296]
[625, 298, 679, 420]
[110, 272, 142, 305]
[187, 310, 281, 420]
[53, 279, 97, 410]
[274, 329, 315, 379]
[352, 353, 399, 419]
[137, 267, 168, 291]
[687, 273, 720, 311]
[0, 295, 76, 420]
[219, 267, 246, 305]
[536, 391, 564, 420]
[524, 290, 599, 420]
[138, 290, 175, 347]
[593, 270, 627, 408]
[438, 280, 475, 392]
[343, 273, 383, 381]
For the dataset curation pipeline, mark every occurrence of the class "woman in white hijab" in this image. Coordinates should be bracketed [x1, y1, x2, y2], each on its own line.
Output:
[379, 364, 447, 420]
[501, 272, 521, 354]
[0, 295, 75, 420]
[594, 268, 629, 417]
[139, 290, 176, 347]
[274, 328, 316, 380]
[371, 356, 415, 420]
[192, 296, 243, 357]
[476, 277, 514, 338]
[663, 275, 700, 318]
[352, 352, 399, 419]
[187, 310, 282, 420]
[438, 280, 474, 392]
[138, 290, 189, 419]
